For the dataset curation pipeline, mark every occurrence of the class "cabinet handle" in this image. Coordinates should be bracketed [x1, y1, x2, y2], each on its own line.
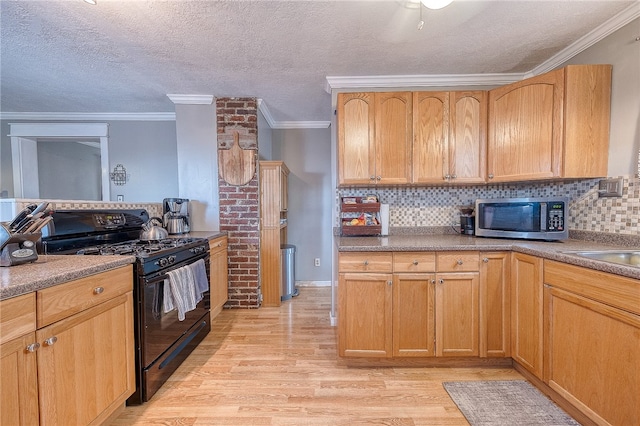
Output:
[387, 280, 392, 286]
[44, 336, 58, 346]
[488, 173, 494, 179]
[456, 260, 463, 265]
[26, 342, 40, 353]
[439, 278, 444, 285]
[363, 260, 369, 266]
[376, 176, 381, 181]
[451, 174, 457, 179]
[482, 257, 489, 263]
[412, 260, 418, 265]
[444, 174, 450, 180]
[93, 286, 105, 295]
[370, 176, 376, 181]
[431, 279, 436, 284]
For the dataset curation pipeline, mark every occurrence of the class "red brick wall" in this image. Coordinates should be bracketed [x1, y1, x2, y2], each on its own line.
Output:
[217, 97, 261, 308]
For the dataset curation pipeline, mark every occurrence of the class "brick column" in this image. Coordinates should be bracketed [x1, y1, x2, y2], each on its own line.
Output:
[217, 97, 261, 308]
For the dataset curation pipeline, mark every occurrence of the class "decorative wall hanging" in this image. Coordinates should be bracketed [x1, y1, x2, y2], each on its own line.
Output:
[218, 131, 256, 186]
[110, 164, 129, 186]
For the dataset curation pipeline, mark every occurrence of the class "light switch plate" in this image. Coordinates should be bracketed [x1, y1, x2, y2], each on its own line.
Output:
[597, 178, 623, 197]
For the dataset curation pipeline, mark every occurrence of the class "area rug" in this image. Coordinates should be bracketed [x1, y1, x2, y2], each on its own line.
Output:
[443, 380, 580, 426]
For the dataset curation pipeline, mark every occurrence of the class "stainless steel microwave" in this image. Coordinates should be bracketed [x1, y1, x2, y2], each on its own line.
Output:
[475, 197, 568, 241]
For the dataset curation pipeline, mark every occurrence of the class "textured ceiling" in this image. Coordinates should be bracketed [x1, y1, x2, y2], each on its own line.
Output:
[1, 0, 637, 126]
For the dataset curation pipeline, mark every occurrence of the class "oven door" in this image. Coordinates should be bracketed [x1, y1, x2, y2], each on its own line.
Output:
[141, 254, 210, 367]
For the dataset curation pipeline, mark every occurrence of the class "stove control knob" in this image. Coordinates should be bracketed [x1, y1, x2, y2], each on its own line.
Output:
[168, 255, 176, 264]
[158, 258, 168, 267]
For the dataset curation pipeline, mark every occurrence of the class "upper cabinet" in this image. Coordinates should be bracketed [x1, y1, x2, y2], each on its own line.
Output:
[488, 64, 611, 182]
[338, 92, 411, 185]
[337, 64, 611, 187]
[413, 91, 486, 184]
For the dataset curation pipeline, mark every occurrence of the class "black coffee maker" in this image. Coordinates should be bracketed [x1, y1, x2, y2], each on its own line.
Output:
[459, 206, 475, 235]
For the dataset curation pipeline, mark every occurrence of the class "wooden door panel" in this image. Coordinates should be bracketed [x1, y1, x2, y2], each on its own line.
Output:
[412, 91, 448, 183]
[393, 274, 436, 357]
[375, 92, 412, 184]
[449, 91, 486, 183]
[435, 273, 479, 357]
[338, 93, 375, 185]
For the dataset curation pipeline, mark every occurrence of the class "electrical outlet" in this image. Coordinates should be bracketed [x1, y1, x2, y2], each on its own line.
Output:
[117, 195, 124, 202]
[314, 258, 320, 267]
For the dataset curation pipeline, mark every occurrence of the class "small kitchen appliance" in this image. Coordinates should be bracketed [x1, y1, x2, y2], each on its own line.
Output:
[458, 206, 475, 235]
[163, 198, 190, 235]
[475, 197, 568, 241]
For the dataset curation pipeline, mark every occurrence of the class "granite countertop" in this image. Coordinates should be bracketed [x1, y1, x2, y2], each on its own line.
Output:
[182, 231, 226, 240]
[0, 255, 136, 301]
[337, 234, 640, 280]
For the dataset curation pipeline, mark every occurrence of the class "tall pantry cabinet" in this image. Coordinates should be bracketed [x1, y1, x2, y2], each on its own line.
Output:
[259, 161, 289, 307]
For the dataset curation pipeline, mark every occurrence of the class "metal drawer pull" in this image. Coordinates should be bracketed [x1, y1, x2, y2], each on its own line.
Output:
[431, 279, 436, 284]
[387, 280, 392, 286]
[412, 260, 418, 265]
[482, 257, 489, 263]
[439, 279, 444, 284]
[44, 337, 58, 346]
[364, 260, 369, 266]
[457, 260, 463, 265]
[26, 342, 40, 352]
[93, 287, 105, 295]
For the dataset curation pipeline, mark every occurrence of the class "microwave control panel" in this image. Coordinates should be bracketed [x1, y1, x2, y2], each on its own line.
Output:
[546, 202, 565, 231]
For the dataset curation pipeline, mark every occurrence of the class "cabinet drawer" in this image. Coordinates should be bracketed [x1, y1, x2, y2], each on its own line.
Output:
[0, 293, 36, 345]
[437, 252, 480, 272]
[339, 252, 393, 273]
[209, 236, 228, 254]
[544, 260, 640, 315]
[393, 252, 436, 273]
[37, 266, 133, 328]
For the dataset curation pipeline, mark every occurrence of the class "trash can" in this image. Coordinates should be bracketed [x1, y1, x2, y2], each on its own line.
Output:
[281, 244, 298, 301]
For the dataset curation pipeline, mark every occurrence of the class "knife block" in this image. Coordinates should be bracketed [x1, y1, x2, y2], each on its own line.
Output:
[0, 222, 41, 267]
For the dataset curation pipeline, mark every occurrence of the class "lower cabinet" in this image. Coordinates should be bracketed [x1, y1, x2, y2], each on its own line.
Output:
[0, 266, 135, 426]
[479, 252, 511, 357]
[339, 251, 490, 359]
[544, 260, 640, 425]
[209, 235, 229, 317]
[510, 252, 543, 378]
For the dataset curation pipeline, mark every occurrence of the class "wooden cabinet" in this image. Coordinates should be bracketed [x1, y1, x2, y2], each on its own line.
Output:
[209, 235, 229, 317]
[435, 252, 479, 357]
[0, 266, 135, 426]
[392, 252, 436, 357]
[488, 64, 611, 182]
[479, 252, 511, 358]
[337, 92, 411, 185]
[339, 251, 482, 359]
[260, 161, 289, 306]
[413, 91, 486, 184]
[510, 253, 543, 378]
[338, 252, 393, 357]
[1, 293, 39, 426]
[543, 261, 640, 426]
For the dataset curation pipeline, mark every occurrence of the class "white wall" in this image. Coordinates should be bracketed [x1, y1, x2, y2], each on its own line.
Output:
[563, 17, 640, 176]
[257, 110, 273, 160]
[273, 127, 333, 282]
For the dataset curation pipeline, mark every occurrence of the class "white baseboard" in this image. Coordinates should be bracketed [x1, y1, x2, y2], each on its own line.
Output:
[296, 280, 331, 287]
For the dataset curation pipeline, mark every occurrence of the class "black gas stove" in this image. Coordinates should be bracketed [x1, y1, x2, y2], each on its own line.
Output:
[41, 208, 212, 404]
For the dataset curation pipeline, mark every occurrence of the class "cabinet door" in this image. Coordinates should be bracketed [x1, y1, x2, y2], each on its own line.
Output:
[337, 93, 376, 185]
[393, 273, 436, 357]
[412, 91, 449, 183]
[435, 272, 479, 357]
[545, 287, 640, 425]
[375, 92, 412, 185]
[449, 91, 486, 184]
[338, 272, 393, 357]
[36, 292, 135, 426]
[210, 236, 229, 317]
[488, 69, 563, 182]
[511, 253, 543, 378]
[479, 252, 510, 358]
[1, 332, 39, 426]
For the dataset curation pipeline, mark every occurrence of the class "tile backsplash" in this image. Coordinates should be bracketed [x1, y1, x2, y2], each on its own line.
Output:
[0, 199, 162, 222]
[338, 175, 640, 236]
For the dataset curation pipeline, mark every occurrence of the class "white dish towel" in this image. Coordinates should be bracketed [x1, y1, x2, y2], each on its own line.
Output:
[163, 259, 210, 321]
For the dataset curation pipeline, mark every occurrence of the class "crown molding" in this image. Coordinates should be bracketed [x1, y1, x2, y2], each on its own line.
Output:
[258, 98, 330, 129]
[166, 94, 213, 104]
[325, 73, 525, 92]
[527, 2, 640, 77]
[0, 112, 176, 121]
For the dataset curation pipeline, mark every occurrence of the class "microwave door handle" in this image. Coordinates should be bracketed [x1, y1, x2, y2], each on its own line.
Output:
[540, 202, 547, 231]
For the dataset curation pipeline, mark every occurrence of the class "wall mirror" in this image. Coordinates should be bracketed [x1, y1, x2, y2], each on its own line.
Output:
[9, 123, 110, 201]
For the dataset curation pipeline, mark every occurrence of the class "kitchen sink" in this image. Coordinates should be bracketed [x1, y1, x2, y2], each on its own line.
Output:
[565, 250, 640, 267]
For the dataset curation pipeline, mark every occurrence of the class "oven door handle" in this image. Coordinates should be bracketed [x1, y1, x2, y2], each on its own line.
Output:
[145, 273, 170, 287]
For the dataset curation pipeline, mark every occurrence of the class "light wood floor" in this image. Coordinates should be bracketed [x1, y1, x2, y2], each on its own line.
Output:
[110, 287, 523, 425]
